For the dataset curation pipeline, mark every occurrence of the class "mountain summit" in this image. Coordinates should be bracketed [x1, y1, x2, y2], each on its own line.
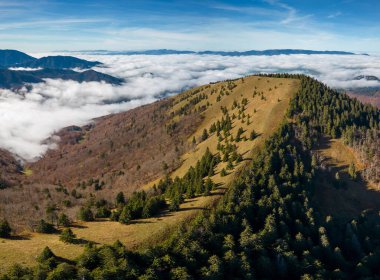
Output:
[0, 50, 101, 69]
[19, 55, 101, 69]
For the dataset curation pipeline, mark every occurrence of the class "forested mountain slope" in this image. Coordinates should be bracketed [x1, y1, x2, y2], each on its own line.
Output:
[0, 75, 297, 271]
[0, 75, 379, 279]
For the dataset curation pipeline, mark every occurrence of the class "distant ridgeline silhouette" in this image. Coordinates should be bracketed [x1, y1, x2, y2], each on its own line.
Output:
[0, 50, 123, 89]
[76, 48, 359, 56]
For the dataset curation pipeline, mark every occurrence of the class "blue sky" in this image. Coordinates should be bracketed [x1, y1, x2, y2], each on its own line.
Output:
[0, 0, 379, 53]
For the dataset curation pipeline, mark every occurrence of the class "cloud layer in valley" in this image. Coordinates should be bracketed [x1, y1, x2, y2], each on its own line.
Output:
[1, 53, 380, 160]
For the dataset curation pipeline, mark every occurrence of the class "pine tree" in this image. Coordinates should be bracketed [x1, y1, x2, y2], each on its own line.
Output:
[169, 196, 180, 212]
[204, 177, 214, 195]
[119, 206, 132, 224]
[37, 246, 56, 263]
[227, 160, 234, 170]
[59, 228, 76, 243]
[58, 213, 70, 227]
[36, 219, 56, 234]
[250, 129, 257, 140]
[77, 207, 94, 222]
[116, 192, 125, 205]
[221, 168, 227, 177]
[201, 129, 209, 141]
[236, 127, 244, 142]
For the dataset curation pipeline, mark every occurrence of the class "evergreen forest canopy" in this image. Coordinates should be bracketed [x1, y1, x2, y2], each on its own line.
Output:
[1, 74, 380, 280]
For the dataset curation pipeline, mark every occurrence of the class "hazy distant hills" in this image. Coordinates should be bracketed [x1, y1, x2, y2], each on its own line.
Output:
[0, 68, 123, 89]
[0, 50, 102, 69]
[77, 48, 358, 56]
[0, 69, 43, 89]
[20, 56, 101, 69]
[0, 50, 122, 89]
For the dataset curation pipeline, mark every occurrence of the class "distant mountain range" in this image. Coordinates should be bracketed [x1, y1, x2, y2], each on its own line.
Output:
[0, 69, 123, 89]
[20, 56, 101, 69]
[0, 50, 122, 89]
[0, 50, 101, 69]
[74, 49, 360, 56]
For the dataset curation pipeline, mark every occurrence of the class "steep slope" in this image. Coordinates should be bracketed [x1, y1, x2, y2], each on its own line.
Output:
[27, 98, 201, 199]
[1, 75, 379, 279]
[0, 75, 299, 270]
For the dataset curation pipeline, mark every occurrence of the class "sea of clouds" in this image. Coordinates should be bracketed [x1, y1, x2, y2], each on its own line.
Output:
[1, 53, 380, 161]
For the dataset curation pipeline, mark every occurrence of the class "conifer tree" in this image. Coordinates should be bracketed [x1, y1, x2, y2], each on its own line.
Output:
[58, 213, 70, 227]
[59, 228, 76, 243]
[201, 129, 209, 141]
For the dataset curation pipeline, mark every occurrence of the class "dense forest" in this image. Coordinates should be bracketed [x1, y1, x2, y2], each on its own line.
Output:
[1, 75, 379, 279]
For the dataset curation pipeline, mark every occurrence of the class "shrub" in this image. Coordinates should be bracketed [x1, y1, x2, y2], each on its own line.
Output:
[142, 196, 166, 218]
[115, 192, 125, 205]
[47, 263, 77, 280]
[36, 219, 56, 234]
[78, 207, 94, 222]
[95, 206, 111, 218]
[62, 200, 72, 208]
[220, 168, 227, 177]
[4, 264, 31, 279]
[110, 211, 120, 221]
[58, 213, 71, 227]
[119, 207, 132, 224]
[0, 219, 11, 238]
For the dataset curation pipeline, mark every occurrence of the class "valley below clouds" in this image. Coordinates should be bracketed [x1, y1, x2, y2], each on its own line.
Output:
[1, 53, 380, 160]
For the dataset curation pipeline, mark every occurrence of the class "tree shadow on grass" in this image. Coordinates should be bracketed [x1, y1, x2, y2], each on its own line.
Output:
[71, 238, 97, 245]
[128, 220, 153, 225]
[177, 206, 208, 212]
[70, 224, 88, 229]
[6, 235, 31, 240]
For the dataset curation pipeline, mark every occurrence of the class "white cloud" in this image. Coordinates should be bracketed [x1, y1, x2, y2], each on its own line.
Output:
[8, 67, 42, 71]
[1, 53, 380, 161]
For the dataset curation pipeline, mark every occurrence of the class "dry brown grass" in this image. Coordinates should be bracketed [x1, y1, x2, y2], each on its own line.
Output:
[0, 191, 221, 271]
[145, 76, 299, 187]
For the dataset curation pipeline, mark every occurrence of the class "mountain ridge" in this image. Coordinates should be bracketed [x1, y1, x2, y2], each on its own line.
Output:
[0, 50, 102, 69]
[0, 68, 123, 89]
[73, 48, 359, 56]
[19, 55, 101, 69]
